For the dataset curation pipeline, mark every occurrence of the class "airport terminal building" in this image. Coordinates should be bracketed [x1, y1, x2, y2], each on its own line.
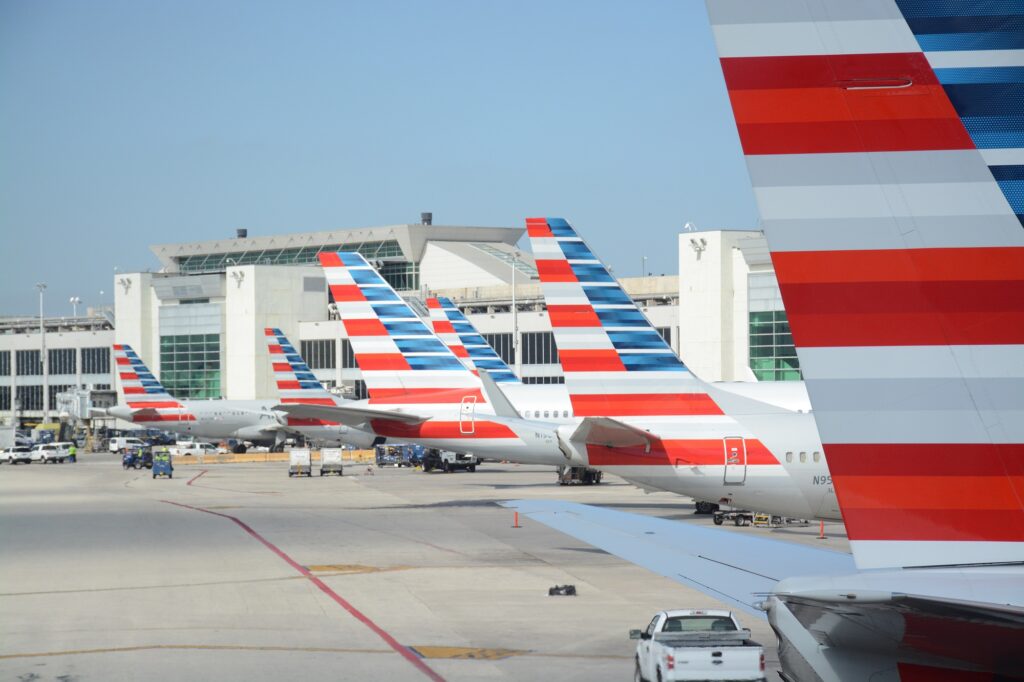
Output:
[2, 219, 798, 424]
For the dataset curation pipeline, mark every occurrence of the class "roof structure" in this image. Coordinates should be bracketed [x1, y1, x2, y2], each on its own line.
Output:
[150, 224, 527, 274]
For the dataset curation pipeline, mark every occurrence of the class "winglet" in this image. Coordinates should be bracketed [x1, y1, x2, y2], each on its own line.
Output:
[478, 370, 520, 419]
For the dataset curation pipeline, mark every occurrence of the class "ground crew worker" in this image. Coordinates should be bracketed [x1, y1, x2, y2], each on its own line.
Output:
[68, 443, 77, 463]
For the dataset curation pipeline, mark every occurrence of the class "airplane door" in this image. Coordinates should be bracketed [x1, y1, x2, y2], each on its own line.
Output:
[459, 396, 477, 435]
[723, 437, 747, 484]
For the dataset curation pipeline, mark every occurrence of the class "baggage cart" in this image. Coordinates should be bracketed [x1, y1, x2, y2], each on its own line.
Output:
[319, 448, 344, 476]
[288, 448, 312, 477]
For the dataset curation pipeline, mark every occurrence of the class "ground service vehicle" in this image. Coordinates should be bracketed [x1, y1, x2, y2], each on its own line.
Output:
[319, 448, 343, 476]
[169, 441, 220, 457]
[631, 610, 765, 682]
[152, 451, 173, 479]
[288, 448, 312, 477]
[31, 443, 69, 463]
[422, 449, 477, 473]
[108, 437, 147, 454]
[0, 446, 33, 464]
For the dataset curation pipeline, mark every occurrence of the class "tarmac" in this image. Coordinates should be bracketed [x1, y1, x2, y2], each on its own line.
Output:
[0, 452, 849, 681]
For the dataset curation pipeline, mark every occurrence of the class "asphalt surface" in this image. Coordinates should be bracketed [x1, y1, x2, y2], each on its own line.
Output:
[0, 452, 849, 681]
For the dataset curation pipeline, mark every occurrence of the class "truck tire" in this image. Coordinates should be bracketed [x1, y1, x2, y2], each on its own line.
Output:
[468, 464, 476, 472]
[634, 658, 647, 682]
[713, 514, 724, 525]
[443, 461, 450, 473]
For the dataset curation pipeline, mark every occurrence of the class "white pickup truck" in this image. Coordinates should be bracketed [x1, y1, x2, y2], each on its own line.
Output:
[631, 609, 765, 682]
[168, 441, 221, 457]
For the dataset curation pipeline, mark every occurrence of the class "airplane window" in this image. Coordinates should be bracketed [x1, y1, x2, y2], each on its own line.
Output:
[799, 452, 807, 463]
[813, 451, 820, 463]
[543, 410, 550, 418]
[785, 452, 792, 463]
[563, 410, 568, 418]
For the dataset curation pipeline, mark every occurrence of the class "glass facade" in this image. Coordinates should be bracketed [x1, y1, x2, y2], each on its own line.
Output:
[522, 332, 559, 365]
[49, 349, 76, 375]
[0, 351, 9, 376]
[173, 239, 420, 289]
[300, 339, 336, 370]
[159, 334, 222, 399]
[48, 384, 73, 411]
[749, 310, 801, 381]
[16, 385, 42, 411]
[482, 333, 515, 366]
[16, 350, 41, 376]
[82, 347, 111, 375]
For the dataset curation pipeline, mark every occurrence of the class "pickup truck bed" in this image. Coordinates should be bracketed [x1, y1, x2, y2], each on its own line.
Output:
[633, 610, 765, 682]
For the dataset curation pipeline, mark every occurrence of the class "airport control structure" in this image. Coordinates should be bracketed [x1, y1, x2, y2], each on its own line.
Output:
[1, 217, 798, 426]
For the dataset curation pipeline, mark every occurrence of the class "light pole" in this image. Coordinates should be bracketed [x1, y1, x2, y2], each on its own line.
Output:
[642, 255, 648, 277]
[511, 250, 520, 370]
[70, 296, 81, 317]
[36, 283, 48, 423]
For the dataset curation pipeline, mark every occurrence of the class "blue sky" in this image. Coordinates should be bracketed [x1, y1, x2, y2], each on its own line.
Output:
[0, 0, 758, 316]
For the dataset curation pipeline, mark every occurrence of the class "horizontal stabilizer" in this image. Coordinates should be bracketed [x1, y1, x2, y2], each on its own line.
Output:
[502, 500, 855, 618]
[275, 403, 428, 427]
[569, 417, 656, 451]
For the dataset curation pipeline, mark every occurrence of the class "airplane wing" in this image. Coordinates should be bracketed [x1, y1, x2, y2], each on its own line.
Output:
[502, 499, 855, 618]
[274, 403, 429, 427]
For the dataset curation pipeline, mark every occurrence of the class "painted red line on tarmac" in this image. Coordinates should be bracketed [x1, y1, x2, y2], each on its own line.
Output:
[159, 499, 445, 682]
[187, 470, 208, 486]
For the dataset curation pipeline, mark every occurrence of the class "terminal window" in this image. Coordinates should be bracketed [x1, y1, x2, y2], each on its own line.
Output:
[300, 340, 336, 370]
[48, 384, 73, 411]
[749, 311, 801, 381]
[522, 332, 559, 365]
[0, 386, 8, 410]
[341, 339, 356, 369]
[0, 351, 9, 376]
[49, 349, 76, 376]
[16, 350, 42, 376]
[82, 347, 111, 375]
[160, 334, 221, 399]
[16, 385, 42, 411]
[482, 333, 514, 366]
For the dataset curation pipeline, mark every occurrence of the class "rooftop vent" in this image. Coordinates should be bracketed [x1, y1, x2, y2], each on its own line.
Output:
[421, 212, 432, 226]
[236, 228, 248, 238]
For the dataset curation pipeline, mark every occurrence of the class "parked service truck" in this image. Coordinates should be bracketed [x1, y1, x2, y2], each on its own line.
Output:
[630, 609, 765, 682]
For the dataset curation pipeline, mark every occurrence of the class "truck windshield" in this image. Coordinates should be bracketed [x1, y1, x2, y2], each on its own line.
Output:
[663, 616, 736, 632]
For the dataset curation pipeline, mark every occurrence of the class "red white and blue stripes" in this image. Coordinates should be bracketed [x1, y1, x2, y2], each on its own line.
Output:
[427, 296, 519, 383]
[113, 344, 194, 423]
[526, 217, 724, 418]
[707, 0, 1024, 570]
[265, 328, 339, 427]
[319, 252, 479, 404]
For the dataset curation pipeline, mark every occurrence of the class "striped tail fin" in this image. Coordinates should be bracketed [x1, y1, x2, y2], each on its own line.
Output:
[706, 0, 1024, 570]
[318, 252, 483, 404]
[113, 344, 194, 422]
[426, 296, 519, 383]
[526, 217, 724, 418]
[264, 328, 337, 407]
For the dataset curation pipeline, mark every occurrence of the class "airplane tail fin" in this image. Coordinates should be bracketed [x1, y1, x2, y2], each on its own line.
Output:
[112, 344, 192, 421]
[526, 217, 723, 418]
[318, 252, 482, 404]
[427, 296, 519, 383]
[705, 0, 1024, 569]
[264, 328, 337, 407]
